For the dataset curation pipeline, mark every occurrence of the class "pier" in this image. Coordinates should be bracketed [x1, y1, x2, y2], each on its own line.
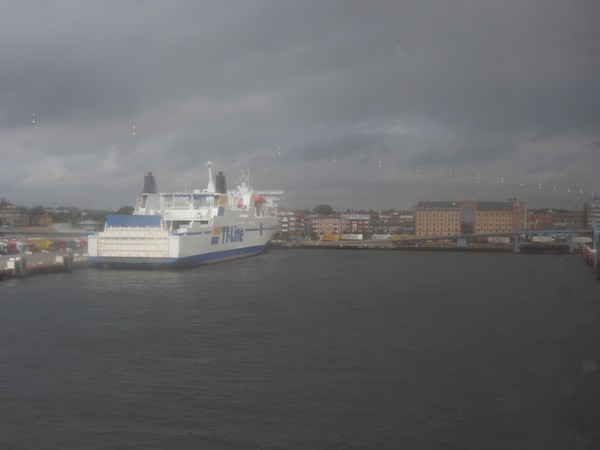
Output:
[0, 251, 89, 280]
[270, 229, 592, 253]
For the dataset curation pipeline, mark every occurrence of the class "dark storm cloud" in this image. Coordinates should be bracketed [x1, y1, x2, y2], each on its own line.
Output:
[0, 0, 598, 210]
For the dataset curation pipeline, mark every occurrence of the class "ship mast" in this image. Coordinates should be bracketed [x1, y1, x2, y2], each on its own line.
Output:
[206, 160, 215, 194]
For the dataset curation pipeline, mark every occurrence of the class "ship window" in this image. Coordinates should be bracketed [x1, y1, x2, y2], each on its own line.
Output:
[170, 221, 190, 231]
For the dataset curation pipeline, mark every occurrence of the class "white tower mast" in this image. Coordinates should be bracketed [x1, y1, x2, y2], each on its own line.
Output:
[206, 160, 215, 194]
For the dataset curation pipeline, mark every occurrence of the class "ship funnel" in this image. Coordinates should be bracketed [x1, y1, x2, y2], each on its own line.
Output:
[216, 171, 227, 194]
[143, 172, 157, 194]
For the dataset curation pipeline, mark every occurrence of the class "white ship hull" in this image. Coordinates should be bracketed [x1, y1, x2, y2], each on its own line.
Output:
[88, 165, 282, 268]
[88, 219, 277, 267]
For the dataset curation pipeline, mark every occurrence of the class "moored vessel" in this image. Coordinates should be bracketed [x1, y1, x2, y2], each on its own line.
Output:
[88, 162, 283, 267]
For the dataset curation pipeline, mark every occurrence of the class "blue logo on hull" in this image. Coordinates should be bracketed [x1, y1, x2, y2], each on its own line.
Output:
[221, 226, 244, 244]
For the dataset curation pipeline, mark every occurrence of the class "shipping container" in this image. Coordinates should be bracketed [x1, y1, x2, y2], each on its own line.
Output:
[31, 239, 54, 251]
[371, 234, 391, 240]
[391, 234, 412, 239]
[532, 236, 555, 243]
[572, 236, 592, 244]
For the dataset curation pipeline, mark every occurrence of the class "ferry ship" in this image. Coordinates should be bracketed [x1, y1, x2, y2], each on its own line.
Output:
[88, 162, 283, 267]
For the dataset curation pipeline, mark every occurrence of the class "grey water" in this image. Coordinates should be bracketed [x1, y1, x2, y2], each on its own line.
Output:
[1, 249, 600, 449]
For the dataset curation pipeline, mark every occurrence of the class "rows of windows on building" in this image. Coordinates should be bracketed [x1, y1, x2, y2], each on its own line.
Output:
[0, 199, 103, 231]
[2, 197, 600, 236]
[278, 199, 600, 238]
[276, 209, 415, 238]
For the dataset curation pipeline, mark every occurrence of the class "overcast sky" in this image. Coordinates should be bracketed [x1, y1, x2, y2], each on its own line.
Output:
[1, 0, 599, 212]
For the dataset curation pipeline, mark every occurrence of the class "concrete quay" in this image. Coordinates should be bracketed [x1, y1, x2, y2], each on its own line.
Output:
[0, 251, 90, 280]
[267, 240, 573, 253]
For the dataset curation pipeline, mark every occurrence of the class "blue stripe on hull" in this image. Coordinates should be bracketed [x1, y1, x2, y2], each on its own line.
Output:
[90, 244, 267, 268]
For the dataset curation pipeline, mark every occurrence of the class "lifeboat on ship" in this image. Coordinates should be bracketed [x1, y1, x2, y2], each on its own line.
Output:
[253, 194, 266, 205]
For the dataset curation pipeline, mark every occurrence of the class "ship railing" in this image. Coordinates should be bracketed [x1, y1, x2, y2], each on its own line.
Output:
[162, 209, 210, 221]
[156, 193, 213, 211]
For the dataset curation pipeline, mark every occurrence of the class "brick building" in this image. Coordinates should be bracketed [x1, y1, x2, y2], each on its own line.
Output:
[414, 200, 526, 236]
[277, 208, 307, 236]
[311, 215, 341, 236]
[340, 213, 371, 234]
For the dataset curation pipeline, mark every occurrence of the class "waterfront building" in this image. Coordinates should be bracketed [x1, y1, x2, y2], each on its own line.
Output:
[21, 212, 53, 228]
[277, 208, 307, 237]
[552, 210, 584, 229]
[414, 201, 461, 236]
[340, 213, 371, 234]
[0, 198, 22, 227]
[528, 208, 586, 230]
[526, 210, 554, 230]
[584, 199, 600, 230]
[371, 210, 406, 235]
[371, 210, 393, 235]
[414, 200, 526, 236]
[311, 215, 341, 236]
[395, 211, 415, 234]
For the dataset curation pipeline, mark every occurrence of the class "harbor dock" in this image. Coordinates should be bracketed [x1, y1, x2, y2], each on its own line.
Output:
[0, 251, 89, 280]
